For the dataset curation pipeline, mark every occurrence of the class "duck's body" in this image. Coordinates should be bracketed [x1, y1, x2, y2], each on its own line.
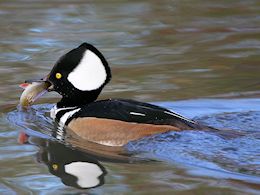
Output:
[21, 43, 213, 146]
[51, 98, 208, 146]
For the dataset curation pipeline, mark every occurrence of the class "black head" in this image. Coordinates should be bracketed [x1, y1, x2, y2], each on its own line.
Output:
[47, 43, 111, 107]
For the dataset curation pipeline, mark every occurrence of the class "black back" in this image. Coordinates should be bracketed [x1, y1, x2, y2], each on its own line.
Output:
[67, 99, 205, 130]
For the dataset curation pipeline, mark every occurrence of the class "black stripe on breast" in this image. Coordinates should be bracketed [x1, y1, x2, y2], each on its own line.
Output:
[55, 108, 78, 122]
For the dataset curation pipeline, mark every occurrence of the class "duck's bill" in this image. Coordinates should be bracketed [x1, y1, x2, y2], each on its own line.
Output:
[19, 80, 51, 107]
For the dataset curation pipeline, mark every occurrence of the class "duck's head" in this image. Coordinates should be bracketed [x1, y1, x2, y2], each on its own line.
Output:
[20, 43, 111, 107]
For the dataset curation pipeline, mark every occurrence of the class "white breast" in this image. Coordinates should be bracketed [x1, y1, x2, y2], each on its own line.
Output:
[50, 105, 80, 127]
[59, 108, 81, 126]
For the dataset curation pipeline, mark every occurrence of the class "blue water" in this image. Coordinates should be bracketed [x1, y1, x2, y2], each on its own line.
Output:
[7, 98, 260, 189]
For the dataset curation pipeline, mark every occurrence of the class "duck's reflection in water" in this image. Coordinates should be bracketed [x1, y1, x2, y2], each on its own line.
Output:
[18, 132, 108, 189]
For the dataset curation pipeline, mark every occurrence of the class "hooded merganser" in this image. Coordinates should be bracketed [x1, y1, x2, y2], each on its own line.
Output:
[20, 43, 213, 146]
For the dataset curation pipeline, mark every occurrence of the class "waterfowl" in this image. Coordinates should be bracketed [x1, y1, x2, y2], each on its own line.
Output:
[20, 43, 212, 146]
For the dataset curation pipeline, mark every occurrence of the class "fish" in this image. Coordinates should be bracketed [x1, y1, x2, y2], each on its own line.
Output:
[19, 81, 49, 107]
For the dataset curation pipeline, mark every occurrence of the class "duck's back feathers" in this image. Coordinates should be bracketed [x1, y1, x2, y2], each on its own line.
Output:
[72, 99, 199, 129]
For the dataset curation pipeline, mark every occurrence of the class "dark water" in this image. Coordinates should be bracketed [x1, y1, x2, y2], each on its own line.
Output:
[1, 0, 260, 194]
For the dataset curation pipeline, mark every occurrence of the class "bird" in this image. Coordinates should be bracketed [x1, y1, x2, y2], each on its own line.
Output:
[20, 43, 214, 147]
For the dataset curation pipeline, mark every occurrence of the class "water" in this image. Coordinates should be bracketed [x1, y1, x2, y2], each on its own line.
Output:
[1, 0, 260, 194]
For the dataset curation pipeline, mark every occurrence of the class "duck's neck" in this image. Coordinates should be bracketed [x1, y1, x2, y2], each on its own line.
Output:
[57, 90, 101, 108]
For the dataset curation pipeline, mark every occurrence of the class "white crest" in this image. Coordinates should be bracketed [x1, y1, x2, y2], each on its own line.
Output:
[67, 50, 107, 91]
[64, 161, 103, 188]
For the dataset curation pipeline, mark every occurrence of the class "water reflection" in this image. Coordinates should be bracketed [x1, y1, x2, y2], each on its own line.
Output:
[19, 132, 107, 189]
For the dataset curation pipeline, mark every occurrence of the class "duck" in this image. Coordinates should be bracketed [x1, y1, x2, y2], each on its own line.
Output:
[20, 43, 214, 147]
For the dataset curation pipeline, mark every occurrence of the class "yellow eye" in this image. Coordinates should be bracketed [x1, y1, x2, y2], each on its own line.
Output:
[55, 73, 62, 79]
[52, 164, 58, 171]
